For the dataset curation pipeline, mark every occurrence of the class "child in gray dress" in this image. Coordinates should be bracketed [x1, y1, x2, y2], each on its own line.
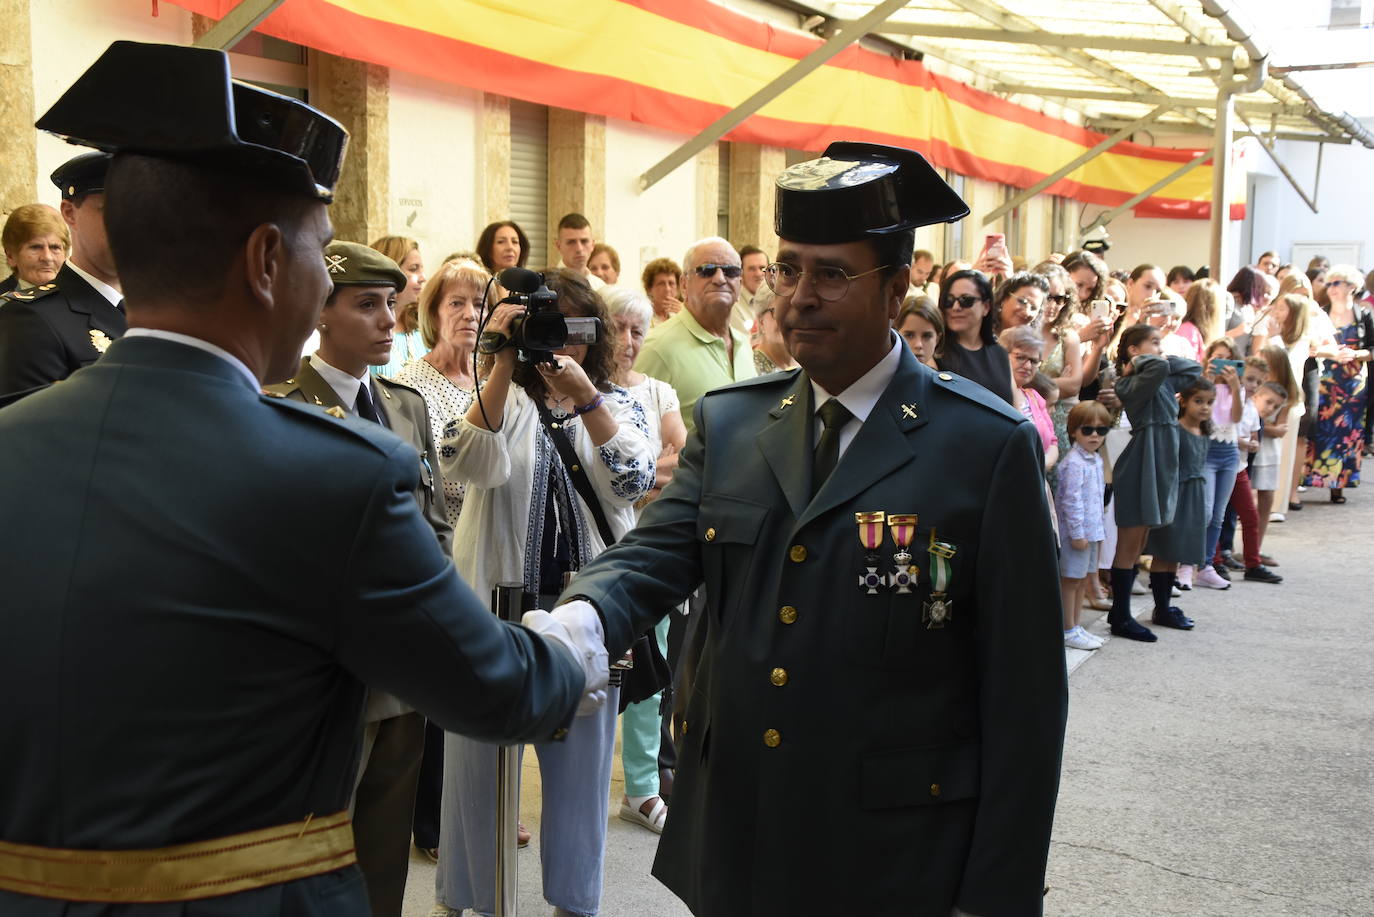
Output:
[1144, 378, 1215, 631]
[1106, 325, 1203, 642]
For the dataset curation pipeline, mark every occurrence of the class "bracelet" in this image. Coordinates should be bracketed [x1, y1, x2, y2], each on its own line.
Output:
[573, 394, 604, 416]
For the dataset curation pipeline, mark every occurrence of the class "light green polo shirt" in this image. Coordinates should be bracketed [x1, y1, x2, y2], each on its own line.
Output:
[634, 305, 756, 433]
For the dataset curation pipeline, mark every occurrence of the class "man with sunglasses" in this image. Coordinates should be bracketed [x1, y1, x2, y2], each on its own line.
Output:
[634, 235, 756, 434]
[560, 142, 1067, 916]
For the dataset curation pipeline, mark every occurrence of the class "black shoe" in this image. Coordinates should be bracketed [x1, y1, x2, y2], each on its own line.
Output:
[1244, 565, 1284, 584]
[1152, 606, 1195, 629]
[1110, 618, 1158, 642]
[1288, 500, 1303, 511]
[1219, 551, 1245, 571]
[1212, 564, 1232, 582]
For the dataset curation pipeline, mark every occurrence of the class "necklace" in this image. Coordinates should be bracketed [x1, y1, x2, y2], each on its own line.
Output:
[548, 394, 573, 419]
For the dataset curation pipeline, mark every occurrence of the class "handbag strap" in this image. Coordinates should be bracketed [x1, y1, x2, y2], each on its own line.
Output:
[534, 398, 616, 547]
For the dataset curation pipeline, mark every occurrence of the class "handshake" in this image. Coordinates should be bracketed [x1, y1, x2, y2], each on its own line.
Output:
[522, 600, 611, 716]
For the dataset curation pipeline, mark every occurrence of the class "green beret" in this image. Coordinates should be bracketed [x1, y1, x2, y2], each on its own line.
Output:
[324, 240, 407, 291]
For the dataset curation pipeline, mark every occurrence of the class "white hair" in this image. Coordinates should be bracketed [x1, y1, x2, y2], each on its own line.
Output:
[597, 284, 654, 331]
[683, 236, 737, 274]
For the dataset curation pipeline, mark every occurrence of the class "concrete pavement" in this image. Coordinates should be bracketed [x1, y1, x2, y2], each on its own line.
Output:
[403, 485, 1372, 916]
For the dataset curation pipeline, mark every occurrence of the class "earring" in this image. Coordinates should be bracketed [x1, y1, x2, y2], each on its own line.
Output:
[319, 323, 328, 329]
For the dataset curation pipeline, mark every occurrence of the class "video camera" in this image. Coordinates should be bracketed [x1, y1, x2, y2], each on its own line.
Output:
[478, 267, 600, 364]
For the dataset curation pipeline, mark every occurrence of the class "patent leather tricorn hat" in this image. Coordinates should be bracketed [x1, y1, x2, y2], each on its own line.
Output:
[36, 41, 348, 203]
[774, 141, 969, 244]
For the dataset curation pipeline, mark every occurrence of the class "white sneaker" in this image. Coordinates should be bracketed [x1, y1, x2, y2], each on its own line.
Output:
[1065, 628, 1100, 650]
[1074, 625, 1105, 648]
[1130, 577, 1147, 595]
[1269, 512, 1286, 524]
[1177, 565, 1194, 589]
[1194, 565, 1232, 590]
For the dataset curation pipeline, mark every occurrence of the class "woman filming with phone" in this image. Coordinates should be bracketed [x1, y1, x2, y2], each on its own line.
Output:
[433, 270, 656, 917]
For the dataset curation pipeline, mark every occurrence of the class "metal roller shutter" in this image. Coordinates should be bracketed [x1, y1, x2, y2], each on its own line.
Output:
[509, 99, 549, 268]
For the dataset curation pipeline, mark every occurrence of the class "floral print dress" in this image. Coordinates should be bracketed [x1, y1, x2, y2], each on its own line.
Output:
[1303, 322, 1368, 488]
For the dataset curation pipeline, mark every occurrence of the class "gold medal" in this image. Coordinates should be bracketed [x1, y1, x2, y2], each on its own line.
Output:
[855, 511, 888, 594]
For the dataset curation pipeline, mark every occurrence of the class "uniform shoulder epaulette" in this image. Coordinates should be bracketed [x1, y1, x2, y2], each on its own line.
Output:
[2, 282, 60, 304]
[930, 369, 1024, 423]
[258, 390, 396, 455]
[703, 368, 799, 398]
[375, 374, 421, 400]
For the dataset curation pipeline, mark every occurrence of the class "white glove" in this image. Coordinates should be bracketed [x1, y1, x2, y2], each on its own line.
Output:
[523, 600, 610, 716]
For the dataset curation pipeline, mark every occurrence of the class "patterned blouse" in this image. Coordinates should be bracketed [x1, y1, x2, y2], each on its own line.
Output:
[390, 357, 475, 530]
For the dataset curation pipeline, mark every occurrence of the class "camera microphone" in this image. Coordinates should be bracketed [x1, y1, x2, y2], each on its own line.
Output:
[499, 267, 541, 294]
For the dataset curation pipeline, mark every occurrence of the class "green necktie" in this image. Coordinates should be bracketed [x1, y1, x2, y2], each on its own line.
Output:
[813, 398, 853, 495]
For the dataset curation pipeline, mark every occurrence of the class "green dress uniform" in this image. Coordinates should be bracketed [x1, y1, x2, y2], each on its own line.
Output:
[562, 143, 1067, 917]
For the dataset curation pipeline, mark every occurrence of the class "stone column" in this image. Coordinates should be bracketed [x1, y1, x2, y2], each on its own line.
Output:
[547, 109, 605, 242]
[481, 93, 511, 227]
[312, 53, 390, 244]
[694, 143, 719, 241]
[728, 142, 785, 255]
[0, 0, 37, 210]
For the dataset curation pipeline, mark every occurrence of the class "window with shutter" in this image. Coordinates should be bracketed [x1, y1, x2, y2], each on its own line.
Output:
[509, 100, 549, 268]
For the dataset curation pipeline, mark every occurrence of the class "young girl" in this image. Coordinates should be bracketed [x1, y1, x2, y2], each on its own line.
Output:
[1057, 401, 1112, 649]
[1259, 342, 1300, 531]
[1108, 324, 1202, 642]
[1143, 378, 1215, 630]
[896, 295, 942, 370]
[1194, 339, 1244, 590]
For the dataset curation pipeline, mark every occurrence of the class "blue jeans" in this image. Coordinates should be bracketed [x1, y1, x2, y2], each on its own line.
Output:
[1203, 440, 1240, 566]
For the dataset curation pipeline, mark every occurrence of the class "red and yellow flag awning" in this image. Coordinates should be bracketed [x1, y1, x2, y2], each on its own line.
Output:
[168, 0, 1243, 219]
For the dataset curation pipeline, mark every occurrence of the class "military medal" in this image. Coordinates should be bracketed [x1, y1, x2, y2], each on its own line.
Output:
[922, 529, 957, 629]
[855, 511, 888, 594]
[887, 514, 919, 593]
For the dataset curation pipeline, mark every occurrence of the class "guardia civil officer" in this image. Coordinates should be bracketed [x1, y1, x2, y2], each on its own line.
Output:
[265, 240, 452, 917]
[559, 143, 1068, 916]
[0, 151, 125, 396]
[0, 41, 606, 915]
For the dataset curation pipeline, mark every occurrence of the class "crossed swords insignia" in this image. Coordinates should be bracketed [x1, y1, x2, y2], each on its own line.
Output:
[325, 254, 348, 274]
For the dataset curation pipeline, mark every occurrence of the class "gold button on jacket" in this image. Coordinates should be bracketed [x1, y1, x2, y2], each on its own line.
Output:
[762, 728, 781, 747]
[778, 605, 798, 624]
[704, 527, 716, 542]
[770, 667, 788, 686]
[788, 544, 807, 563]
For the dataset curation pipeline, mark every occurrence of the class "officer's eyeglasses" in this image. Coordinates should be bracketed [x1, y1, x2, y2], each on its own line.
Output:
[693, 263, 743, 279]
[764, 262, 890, 302]
[943, 294, 984, 311]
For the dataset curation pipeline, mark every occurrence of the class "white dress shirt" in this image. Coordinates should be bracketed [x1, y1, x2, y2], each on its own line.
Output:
[122, 328, 259, 389]
[309, 352, 369, 410]
[66, 260, 122, 308]
[809, 332, 904, 457]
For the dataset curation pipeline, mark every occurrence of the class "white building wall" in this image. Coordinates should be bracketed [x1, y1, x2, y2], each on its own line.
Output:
[387, 70, 482, 264]
[30, 0, 193, 205]
[602, 120, 702, 289]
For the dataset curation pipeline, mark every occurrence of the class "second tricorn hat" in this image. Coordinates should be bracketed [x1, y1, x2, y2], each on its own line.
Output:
[324, 241, 408, 292]
[774, 141, 968, 245]
[35, 41, 347, 203]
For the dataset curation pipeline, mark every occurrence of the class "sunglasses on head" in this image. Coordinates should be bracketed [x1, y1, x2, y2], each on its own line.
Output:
[1078, 426, 1111, 437]
[693, 263, 743, 279]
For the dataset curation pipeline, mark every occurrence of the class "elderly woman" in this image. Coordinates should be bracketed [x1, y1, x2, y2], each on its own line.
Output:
[588, 243, 620, 285]
[597, 284, 685, 835]
[937, 269, 1013, 403]
[370, 235, 428, 377]
[1000, 325, 1059, 472]
[641, 257, 683, 325]
[476, 220, 529, 275]
[1029, 262, 1085, 452]
[751, 287, 798, 375]
[896, 294, 942, 369]
[435, 271, 655, 917]
[1302, 266, 1373, 503]
[2, 204, 69, 293]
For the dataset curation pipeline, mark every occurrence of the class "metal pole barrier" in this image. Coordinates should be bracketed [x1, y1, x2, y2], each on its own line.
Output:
[492, 582, 529, 917]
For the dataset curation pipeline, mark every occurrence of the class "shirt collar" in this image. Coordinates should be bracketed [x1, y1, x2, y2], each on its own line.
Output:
[310, 352, 367, 407]
[810, 332, 903, 424]
[66, 260, 122, 307]
[122, 328, 259, 389]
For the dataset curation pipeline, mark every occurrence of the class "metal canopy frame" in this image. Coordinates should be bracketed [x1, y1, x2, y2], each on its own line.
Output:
[192, 0, 288, 50]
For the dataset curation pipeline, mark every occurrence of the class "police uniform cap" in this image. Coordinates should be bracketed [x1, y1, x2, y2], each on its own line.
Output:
[50, 152, 111, 201]
[34, 41, 347, 203]
[325, 241, 407, 292]
[774, 141, 969, 245]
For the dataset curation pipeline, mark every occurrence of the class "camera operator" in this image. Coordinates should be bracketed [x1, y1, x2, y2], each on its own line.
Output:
[434, 270, 656, 917]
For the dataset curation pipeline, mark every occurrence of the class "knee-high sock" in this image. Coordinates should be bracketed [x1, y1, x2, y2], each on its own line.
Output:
[1149, 571, 1175, 615]
[1109, 567, 1136, 626]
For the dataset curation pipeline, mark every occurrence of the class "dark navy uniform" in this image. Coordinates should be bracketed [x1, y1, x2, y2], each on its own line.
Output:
[0, 264, 125, 395]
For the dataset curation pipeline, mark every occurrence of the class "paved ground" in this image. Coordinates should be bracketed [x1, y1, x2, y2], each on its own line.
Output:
[403, 486, 1372, 916]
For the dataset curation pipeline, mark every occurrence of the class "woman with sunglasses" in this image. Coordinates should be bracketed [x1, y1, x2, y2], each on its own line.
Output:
[1301, 265, 1372, 503]
[936, 268, 1013, 403]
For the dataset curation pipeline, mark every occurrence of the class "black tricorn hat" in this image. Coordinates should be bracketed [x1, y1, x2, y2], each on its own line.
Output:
[36, 41, 347, 203]
[774, 141, 968, 244]
[50, 151, 111, 200]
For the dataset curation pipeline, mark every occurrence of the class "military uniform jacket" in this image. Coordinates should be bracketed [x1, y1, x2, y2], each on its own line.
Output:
[266, 358, 455, 722]
[566, 344, 1068, 917]
[0, 336, 582, 916]
[0, 262, 125, 395]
